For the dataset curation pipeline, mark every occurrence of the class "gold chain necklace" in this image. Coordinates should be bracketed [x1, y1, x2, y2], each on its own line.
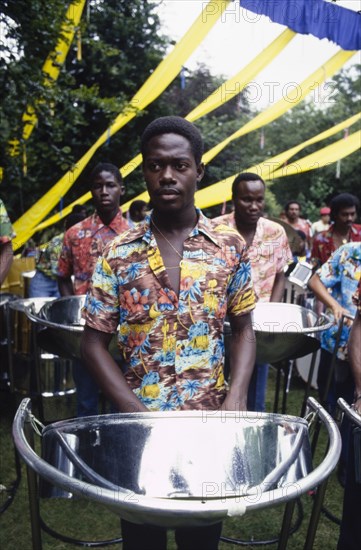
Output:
[151, 217, 183, 262]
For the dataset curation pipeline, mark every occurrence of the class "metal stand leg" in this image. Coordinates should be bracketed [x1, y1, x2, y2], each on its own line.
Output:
[24, 414, 42, 550]
[303, 480, 329, 550]
[273, 360, 291, 414]
[300, 350, 319, 417]
[32, 326, 45, 423]
[278, 500, 297, 550]
[273, 362, 283, 413]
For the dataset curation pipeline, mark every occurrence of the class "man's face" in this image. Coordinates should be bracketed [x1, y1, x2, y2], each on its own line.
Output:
[286, 203, 300, 221]
[142, 133, 204, 214]
[334, 206, 357, 228]
[90, 170, 125, 215]
[233, 180, 265, 226]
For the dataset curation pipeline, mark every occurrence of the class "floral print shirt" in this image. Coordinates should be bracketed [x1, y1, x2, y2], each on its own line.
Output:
[58, 210, 128, 295]
[317, 243, 361, 360]
[214, 214, 292, 302]
[36, 233, 64, 280]
[0, 199, 15, 244]
[83, 211, 256, 411]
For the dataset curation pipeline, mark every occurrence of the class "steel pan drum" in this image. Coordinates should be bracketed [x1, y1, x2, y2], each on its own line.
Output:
[13, 397, 341, 528]
[225, 302, 331, 364]
[7, 297, 75, 397]
[27, 295, 119, 360]
[8, 297, 55, 355]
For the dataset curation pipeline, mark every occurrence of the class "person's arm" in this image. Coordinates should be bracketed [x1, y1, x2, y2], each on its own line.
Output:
[270, 271, 285, 302]
[57, 276, 74, 296]
[308, 273, 348, 322]
[221, 312, 256, 411]
[349, 311, 361, 414]
[81, 326, 148, 413]
[0, 241, 13, 285]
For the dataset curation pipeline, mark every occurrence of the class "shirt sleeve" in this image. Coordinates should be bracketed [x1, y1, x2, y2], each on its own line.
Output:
[57, 230, 74, 278]
[82, 255, 120, 334]
[276, 227, 293, 272]
[227, 246, 256, 317]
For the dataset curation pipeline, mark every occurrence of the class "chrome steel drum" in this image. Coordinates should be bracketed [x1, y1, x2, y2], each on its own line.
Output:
[7, 297, 75, 396]
[28, 295, 118, 360]
[225, 302, 331, 364]
[8, 297, 54, 355]
[13, 397, 341, 528]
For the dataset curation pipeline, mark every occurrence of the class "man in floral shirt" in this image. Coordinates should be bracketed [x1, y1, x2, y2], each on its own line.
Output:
[0, 198, 15, 285]
[311, 193, 361, 269]
[81, 117, 256, 550]
[214, 172, 293, 411]
[58, 162, 129, 417]
[308, 243, 361, 487]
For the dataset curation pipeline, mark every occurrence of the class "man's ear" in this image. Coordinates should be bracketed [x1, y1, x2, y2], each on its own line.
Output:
[120, 185, 126, 196]
[196, 162, 205, 182]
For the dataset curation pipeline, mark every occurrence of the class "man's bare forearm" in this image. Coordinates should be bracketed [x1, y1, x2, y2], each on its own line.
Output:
[223, 312, 256, 411]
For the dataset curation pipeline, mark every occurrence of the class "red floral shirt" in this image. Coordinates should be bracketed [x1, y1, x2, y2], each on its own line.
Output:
[58, 210, 128, 295]
[311, 223, 361, 268]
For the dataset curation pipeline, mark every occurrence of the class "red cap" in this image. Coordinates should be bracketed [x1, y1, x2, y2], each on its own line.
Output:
[320, 207, 330, 215]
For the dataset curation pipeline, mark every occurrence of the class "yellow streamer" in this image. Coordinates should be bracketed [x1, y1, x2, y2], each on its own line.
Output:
[13, 0, 231, 250]
[194, 128, 361, 209]
[32, 27, 296, 231]
[11, 0, 86, 149]
[186, 28, 295, 121]
[202, 49, 356, 165]
[271, 130, 361, 180]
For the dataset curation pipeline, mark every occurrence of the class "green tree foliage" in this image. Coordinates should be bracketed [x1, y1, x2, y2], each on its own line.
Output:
[0, 0, 168, 222]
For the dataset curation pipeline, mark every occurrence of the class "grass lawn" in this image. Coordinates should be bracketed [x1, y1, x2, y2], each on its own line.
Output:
[0, 367, 343, 549]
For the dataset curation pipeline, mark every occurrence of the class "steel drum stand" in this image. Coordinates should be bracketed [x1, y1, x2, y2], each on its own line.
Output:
[303, 316, 353, 529]
[14, 397, 340, 550]
[23, 415, 123, 548]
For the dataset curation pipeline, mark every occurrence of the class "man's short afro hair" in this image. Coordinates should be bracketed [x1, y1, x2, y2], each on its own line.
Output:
[140, 116, 204, 165]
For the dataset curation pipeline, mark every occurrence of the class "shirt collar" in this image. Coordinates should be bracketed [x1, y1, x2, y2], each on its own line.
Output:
[92, 209, 124, 229]
[120, 208, 221, 248]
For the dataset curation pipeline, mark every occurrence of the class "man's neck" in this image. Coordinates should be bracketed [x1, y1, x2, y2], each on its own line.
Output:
[152, 207, 198, 234]
[235, 216, 258, 247]
[97, 208, 119, 226]
[334, 223, 351, 237]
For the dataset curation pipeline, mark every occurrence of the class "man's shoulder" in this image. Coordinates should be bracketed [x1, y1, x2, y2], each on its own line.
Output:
[212, 212, 235, 226]
[258, 216, 287, 236]
[206, 216, 246, 247]
[102, 224, 146, 255]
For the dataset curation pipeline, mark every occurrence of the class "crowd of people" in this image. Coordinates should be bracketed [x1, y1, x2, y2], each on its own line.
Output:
[1, 116, 360, 550]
